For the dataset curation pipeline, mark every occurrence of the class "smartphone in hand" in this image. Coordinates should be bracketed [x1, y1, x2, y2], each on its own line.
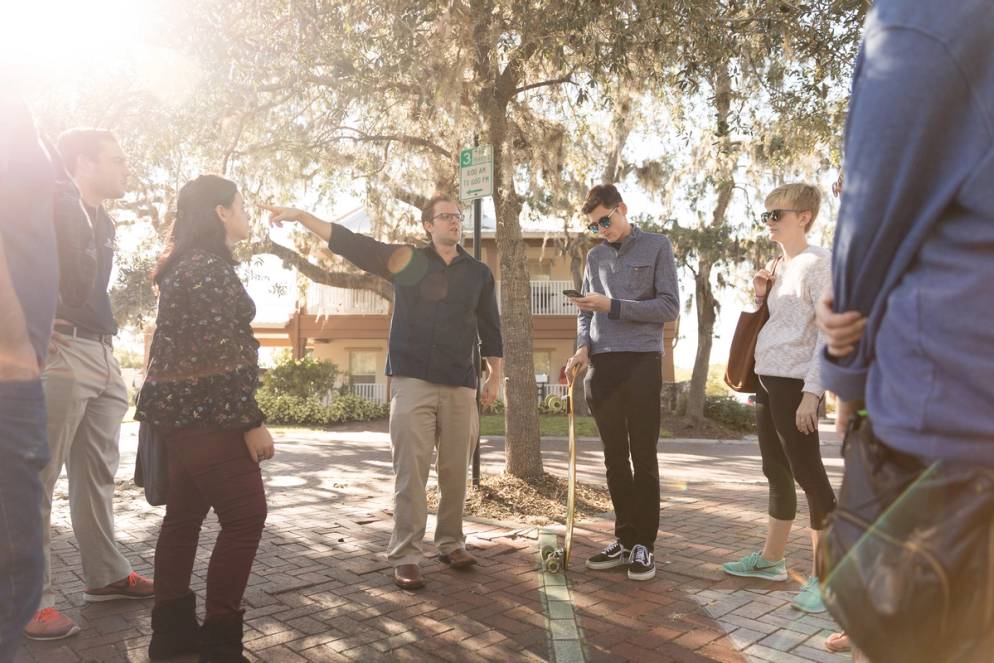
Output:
[562, 289, 583, 298]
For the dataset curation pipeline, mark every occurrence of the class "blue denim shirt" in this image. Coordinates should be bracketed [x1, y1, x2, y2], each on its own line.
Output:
[0, 99, 58, 366]
[822, 0, 994, 464]
[329, 224, 502, 389]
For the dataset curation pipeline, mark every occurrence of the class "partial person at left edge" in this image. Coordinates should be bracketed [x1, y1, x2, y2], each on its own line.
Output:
[0, 96, 60, 663]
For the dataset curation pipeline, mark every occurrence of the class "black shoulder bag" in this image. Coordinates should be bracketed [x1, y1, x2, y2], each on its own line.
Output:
[818, 414, 994, 662]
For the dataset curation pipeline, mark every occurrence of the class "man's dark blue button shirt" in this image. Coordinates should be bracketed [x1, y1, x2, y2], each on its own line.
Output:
[328, 224, 502, 389]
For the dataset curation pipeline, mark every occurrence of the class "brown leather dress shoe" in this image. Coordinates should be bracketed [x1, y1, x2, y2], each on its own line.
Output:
[393, 564, 424, 590]
[439, 548, 478, 569]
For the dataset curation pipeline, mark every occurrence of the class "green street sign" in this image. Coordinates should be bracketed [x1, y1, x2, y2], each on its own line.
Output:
[459, 144, 493, 202]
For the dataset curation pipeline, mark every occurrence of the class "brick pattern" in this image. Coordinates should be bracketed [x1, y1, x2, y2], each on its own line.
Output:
[18, 426, 850, 662]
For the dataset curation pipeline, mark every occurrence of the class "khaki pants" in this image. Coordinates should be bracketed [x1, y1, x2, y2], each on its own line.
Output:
[39, 332, 131, 608]
[387, 376, 478, 567]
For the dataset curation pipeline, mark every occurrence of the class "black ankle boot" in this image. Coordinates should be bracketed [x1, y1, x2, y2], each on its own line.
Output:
[199, 611, 249, 663]
[149, 592, 200, 660]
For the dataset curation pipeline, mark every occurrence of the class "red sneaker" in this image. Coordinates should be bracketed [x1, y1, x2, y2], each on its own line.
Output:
[23, 607, 81, 640]
[83, 571, 154, 602]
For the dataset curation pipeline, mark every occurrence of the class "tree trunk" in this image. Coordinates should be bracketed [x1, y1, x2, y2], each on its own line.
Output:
[686, 258, 716, 420]
[687, 63, 736, 422]
[497, 221, 543, 477]
[488, 104, 543, 478]
[600, 89, 634, 185]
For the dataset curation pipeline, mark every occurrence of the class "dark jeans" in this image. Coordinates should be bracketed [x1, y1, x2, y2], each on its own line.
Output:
[756, 375, 836, 529]
[154, 428, 267, 621]
[0, 381, 50, 663]
[584, 352, 662, 550]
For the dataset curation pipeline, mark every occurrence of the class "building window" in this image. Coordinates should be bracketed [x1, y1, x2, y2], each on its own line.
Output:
[534, 350, 552, 383]
[349, 350, 378, 384]
[527, 259, 552, 281]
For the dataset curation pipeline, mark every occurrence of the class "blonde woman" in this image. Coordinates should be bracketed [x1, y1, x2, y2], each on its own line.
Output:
[722, 183, 836, 614]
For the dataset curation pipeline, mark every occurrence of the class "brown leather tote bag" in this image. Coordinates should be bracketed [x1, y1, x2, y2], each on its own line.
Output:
[724, 256, 781, 393]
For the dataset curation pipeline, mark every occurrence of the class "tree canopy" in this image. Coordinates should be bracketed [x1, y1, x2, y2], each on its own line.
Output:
[26, 0, 869, 473]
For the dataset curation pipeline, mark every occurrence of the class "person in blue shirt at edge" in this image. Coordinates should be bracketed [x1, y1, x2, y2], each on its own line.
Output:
[262, 196, 502, 591]
[0, 96, 60, 663]
[817, 0, 994, 660]
[565, 184, 680, 582]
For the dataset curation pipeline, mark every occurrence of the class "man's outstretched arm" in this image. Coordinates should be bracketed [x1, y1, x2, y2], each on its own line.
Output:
[263, 203, 413, 281]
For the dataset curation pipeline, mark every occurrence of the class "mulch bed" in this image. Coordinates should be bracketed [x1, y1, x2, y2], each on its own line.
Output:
[427, 472, 613, 525]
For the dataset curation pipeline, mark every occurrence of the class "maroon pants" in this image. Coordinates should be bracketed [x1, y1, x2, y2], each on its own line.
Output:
[153, 428, 267, 620]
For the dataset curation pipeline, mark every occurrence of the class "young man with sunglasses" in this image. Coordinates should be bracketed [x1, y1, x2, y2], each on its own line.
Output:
[565, 184, 679, 581]
[263, 196, 502, 591]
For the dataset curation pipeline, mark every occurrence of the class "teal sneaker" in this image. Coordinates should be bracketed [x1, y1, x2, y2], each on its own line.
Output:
[722, 552, 788, 581]
[791, 576, 827, 613]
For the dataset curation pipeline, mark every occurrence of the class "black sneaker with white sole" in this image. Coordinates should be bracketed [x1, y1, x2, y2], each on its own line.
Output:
[585, 541, 630, 570]
[627, 545, 655, 581]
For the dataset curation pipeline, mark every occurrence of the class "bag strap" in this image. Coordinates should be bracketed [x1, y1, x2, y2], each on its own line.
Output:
[769, 255, 783, 284]
[758, 255, 783, 304]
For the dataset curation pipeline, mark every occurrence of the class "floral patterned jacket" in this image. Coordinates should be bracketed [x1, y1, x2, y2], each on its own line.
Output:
[135, 248, 264, 430]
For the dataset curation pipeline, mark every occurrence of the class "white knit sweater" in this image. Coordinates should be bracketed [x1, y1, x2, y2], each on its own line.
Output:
[754, 245, 831, 397]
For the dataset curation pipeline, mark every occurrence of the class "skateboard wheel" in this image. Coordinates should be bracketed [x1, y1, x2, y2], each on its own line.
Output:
[540, 544, 556, 560]
[545, 556, 562, 574]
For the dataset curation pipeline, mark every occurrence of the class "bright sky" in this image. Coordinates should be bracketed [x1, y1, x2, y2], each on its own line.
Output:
[2, 2, 151, 78]
[2, 1, 843, 373]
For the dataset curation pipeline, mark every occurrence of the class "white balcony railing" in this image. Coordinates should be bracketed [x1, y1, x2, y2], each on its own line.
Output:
[306, 283, 390, 316]
[308, 280, 577, 316]
[349, 383, 388, 404]
[497, 280, 576, 316]
[337, 381, 563, 407]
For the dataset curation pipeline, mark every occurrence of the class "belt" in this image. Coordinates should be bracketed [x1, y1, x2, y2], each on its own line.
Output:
[53, 324, 114, 347]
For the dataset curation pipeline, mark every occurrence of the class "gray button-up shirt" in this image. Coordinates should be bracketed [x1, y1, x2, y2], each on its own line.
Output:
[577, 225, 680, 355]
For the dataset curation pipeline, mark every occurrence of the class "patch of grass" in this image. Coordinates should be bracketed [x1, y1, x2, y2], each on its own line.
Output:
[480, 415, 673, 439]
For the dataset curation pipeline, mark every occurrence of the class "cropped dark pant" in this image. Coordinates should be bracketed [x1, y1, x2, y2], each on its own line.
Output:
[584, 352, 662, 550]
[154, 428, 267, 621]
[756, 375, 836, 529]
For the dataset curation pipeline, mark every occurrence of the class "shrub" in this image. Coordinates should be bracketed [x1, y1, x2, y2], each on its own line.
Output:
[261, 353, 339, 399]
[483, 399, 505, 415]
[257, 391, 388, 427]
[703, 395, 756, 432]
[325, 393, 390, 422]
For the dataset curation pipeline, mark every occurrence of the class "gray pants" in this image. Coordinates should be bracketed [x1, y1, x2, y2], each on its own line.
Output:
[386, 377, 478, 567]
[39, 332, 131, 608]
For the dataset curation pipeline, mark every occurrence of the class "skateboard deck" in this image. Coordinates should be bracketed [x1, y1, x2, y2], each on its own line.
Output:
[541, 368, 578, 574]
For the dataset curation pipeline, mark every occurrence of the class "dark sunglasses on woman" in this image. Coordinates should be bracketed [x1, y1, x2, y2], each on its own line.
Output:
[759, 208, 803, 224]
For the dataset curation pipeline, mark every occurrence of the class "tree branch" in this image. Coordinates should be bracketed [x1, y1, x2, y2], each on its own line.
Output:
[332, 126, 452, 159]
[497, 41, 540, 103]
[514, 75, 575, 96]
[388, 185, 429, 211]
[247, 237, 394, 302]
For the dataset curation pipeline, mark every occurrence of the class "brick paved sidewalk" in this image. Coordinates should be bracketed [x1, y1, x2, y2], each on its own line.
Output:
[18, 423, 850, 663]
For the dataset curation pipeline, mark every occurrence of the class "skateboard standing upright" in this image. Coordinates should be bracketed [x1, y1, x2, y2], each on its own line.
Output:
[541, 366, 578, 573]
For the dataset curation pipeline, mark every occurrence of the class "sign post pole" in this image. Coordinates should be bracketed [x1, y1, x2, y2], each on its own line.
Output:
[459, 140, 493, 489]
